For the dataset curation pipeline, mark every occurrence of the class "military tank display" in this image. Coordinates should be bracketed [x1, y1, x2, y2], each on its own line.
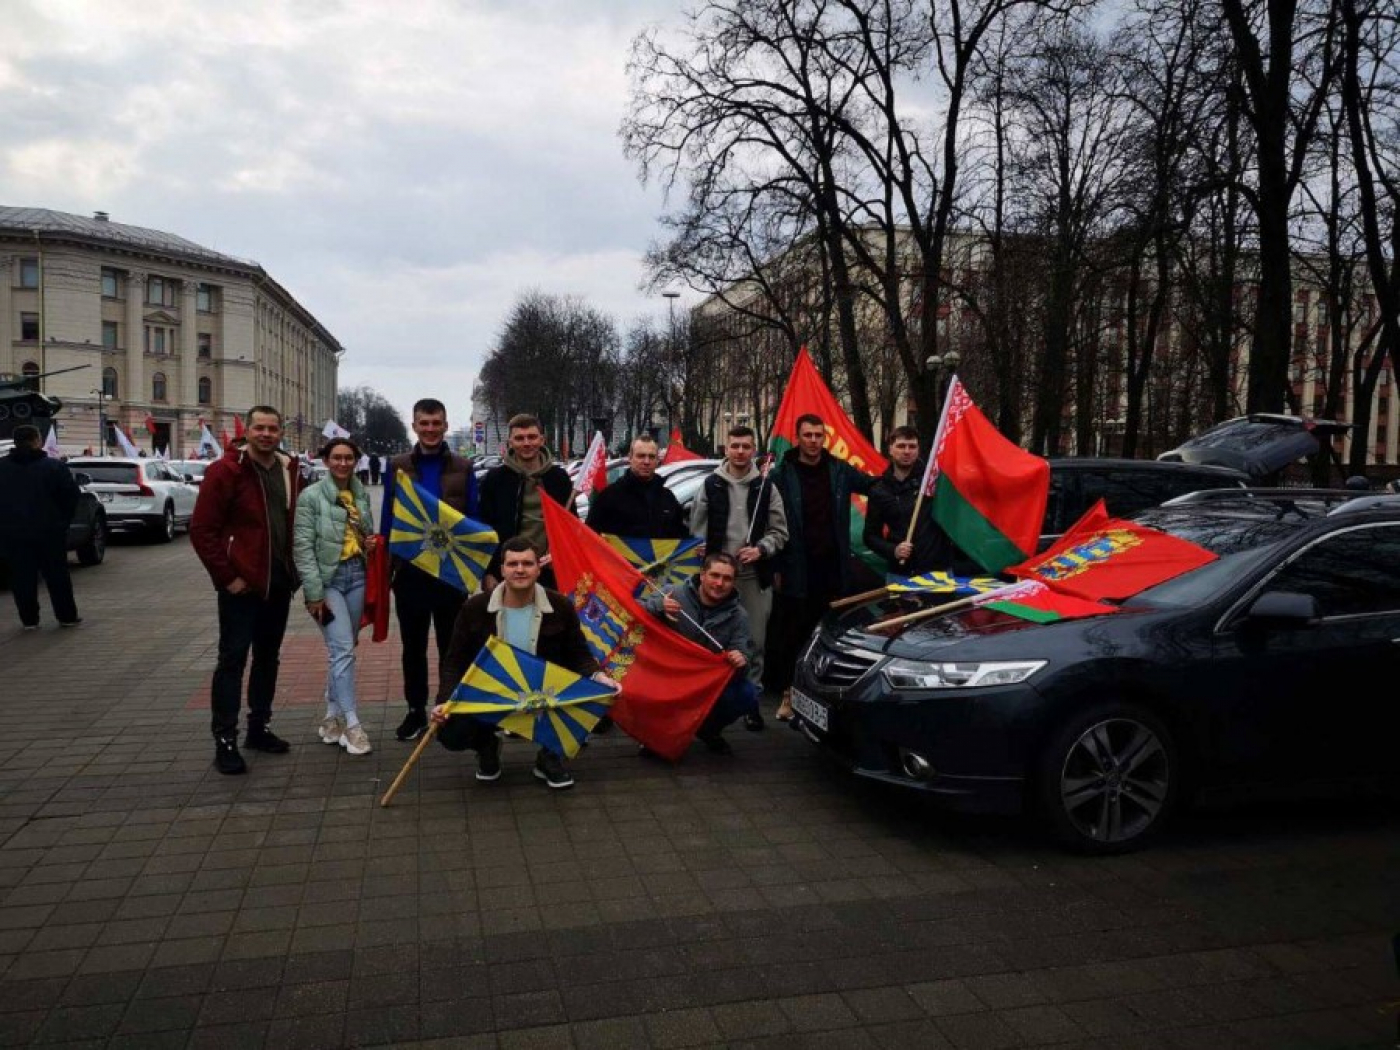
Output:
[0, 365, 87, 442]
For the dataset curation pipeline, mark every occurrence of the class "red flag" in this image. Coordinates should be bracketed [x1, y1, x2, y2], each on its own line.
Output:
[362, 543, 391, 642]
[973, 580, 1118, 623]
[234, 415, 246, 439]
[927, 377, 1050, 573]
[143, 414, 158, 436]
[220, 428, 233, 450]
[770, 347, 887, 474]
[542, 498, 733, 761]
[661, 427, 702, 464]
[1009, 500, 1216, 601]
[577, 431, 609, 496]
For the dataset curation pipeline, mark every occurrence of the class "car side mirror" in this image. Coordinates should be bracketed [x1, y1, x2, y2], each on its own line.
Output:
[73, 472, 92, 487]
[182, 473, 195, 483]
[1243, 590, 1318, 625]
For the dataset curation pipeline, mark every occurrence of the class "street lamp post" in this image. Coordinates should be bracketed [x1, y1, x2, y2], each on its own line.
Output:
[90, 387, 106, 457]
[924, 350, 962, 406]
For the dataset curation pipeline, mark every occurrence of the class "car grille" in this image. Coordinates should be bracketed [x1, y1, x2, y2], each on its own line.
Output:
[806, 637, 883, 692]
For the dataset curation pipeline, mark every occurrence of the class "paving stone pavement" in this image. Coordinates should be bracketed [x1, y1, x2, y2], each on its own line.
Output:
[0, 528, 1396, 1049]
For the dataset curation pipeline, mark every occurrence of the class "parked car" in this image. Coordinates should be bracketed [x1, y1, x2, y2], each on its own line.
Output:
[573, 459, 720, 521]
[790, 491, 1400, 853]
[1158, 412, 1351, 480]
[65, 457, 198, 542]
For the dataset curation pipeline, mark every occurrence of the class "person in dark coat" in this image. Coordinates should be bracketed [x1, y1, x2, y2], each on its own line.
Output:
[379, 398, 479, 743]
[864, 425, 960, 576]
[585, 435, 689, 540]
[368, 454, 382, 486]
[0, 425, 80, 630]
[767, 414, 875, 720]
[431, 537, 618, 790]
[477, 413, 573, 590]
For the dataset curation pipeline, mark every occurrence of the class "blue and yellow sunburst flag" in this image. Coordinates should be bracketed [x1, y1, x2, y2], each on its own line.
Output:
[445, 636, 618, 758]
[388, 477, 498, 594]
[886, 571, 1004, 596]
[603, 535, 705, 589]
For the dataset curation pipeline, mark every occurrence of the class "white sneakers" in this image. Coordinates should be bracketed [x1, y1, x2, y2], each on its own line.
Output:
[318, 717, 345, 744]
[339, 725, 372, 755]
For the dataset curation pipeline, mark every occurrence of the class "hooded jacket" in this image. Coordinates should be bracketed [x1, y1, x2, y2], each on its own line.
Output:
[641, 574, 751, 660]
[584, 468, 689, 539]
[477, 449, 573, 577]
[191, 444, 302, 597]
[688, 461, 787, 583]
[0, 445, 78, 543]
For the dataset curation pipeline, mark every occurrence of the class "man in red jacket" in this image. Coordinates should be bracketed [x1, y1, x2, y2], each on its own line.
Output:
[191, 406, 303, 775]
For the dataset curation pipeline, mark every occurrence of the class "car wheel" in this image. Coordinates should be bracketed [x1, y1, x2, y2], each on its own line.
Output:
[76, 515, 107, 566]
[153, 503, 175, 543]
[1035, 703, 1177, 854]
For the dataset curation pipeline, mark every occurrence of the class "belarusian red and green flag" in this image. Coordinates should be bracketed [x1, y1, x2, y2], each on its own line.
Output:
[919, 376, 1050, 574]
[972, 579, 1118, 624]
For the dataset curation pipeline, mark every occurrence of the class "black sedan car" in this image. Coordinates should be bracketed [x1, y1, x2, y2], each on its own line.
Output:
[791, 493, 1400, 852]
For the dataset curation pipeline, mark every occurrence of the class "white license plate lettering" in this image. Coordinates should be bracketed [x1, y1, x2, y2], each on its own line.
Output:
[791, 689, 828, 732]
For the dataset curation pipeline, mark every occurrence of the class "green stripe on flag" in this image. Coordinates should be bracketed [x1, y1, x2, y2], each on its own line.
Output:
[932, 476, 1028, 573]
[984, 600, 1061, 624]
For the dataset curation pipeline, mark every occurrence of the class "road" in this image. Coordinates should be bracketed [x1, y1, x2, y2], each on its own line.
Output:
[0, 528, 1395, 1048]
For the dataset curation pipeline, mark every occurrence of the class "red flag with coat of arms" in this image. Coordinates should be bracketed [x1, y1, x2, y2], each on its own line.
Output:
[542, 497, 734, 761]
[1008, 500, 1216, 601]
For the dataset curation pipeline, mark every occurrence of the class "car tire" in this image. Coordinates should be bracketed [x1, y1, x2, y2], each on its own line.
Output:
[1035, 702, 1178, 854]
[76, 515, 107, 566]
[153, 503, 175, 544]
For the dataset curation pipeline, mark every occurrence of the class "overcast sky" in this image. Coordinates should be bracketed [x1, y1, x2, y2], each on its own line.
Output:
[0, 0, 690, 431]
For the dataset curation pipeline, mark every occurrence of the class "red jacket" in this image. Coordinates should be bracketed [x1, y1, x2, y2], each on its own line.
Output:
[191, 445, 302, 597]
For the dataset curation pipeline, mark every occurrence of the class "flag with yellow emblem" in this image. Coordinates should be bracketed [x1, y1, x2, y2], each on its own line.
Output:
[603, 535, 705, 589]
[388, 476, 498, 594]
[445, 636, 618, 758]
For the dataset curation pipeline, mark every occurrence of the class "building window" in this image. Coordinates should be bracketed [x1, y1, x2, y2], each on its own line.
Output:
[152, 372, 167, 402]
[146, 276, 175, 307]
[20, 313, 39, 341]
[21, 361, 39, 391]
[18, 258, 39, 288]
[145, 325, 168, 355]
[102, 320, 119, 351]
[198, 376, 212, 405]
[198, 333, 212, 359]
[196, 283, 219, 313]
[1317, 299, 1328, 325]
[102, 367, 118, 399]
[101, 268, 122, 299]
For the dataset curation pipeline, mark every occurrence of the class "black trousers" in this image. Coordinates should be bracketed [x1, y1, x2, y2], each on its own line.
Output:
[2, 534, 78, 627]
[766, 592, 833, 693]
[393, 565, 467, 711]
[210, 587, 292, 737]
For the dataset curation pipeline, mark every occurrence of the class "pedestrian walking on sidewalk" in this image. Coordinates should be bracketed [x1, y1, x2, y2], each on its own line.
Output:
[191, 406, 303, 775]
[294, 437, 378, 756]
[0, 424, 81, 631]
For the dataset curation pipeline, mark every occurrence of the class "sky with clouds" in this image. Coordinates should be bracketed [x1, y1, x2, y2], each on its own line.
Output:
[0, 0, 690, 430]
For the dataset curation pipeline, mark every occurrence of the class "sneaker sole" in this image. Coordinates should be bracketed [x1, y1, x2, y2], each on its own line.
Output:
[475, 768, 502, 782]
[340, 743, 372, 756]
[396, 726, 427, 742]
[532, 768, 574, 789]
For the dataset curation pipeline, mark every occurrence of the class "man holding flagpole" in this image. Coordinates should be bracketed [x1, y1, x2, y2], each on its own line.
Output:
[380, 398, 479, 743]
[477, 413, 573, 591]
[864, 425, 960, 576]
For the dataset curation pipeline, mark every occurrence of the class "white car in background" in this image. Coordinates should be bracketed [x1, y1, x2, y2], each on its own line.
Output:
[166, 459, 214, 486]
[573, 458, 719, 520]
[65, 457, 199, 542]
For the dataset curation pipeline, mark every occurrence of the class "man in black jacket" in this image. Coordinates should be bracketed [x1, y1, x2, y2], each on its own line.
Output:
[478, 413, 573, 590]
[0, 425, 80, 630]
[864, 425, 958, 576]
[585, 435, 688, 540]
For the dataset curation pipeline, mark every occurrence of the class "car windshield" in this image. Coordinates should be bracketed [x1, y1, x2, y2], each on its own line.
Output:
[68, 463, 138, 484]
[1127, 510, 1302, 607]
[171, 462, 208, 477]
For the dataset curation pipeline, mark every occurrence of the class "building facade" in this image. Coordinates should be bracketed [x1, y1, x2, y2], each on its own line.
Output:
[0, 206, 341, 456]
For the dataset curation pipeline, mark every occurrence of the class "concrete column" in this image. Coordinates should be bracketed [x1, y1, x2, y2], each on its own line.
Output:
[181, 280, 198, 407]
[0, 257, 12, 373]
[125, 269, 145, 412]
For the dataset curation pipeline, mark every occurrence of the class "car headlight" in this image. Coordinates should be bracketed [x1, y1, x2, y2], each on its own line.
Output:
[881, 658, 1047, 690]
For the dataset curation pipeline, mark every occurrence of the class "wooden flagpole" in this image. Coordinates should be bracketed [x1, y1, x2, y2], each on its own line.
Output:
[868, 593, 980, 632]
[379, 721, 442, 807]
[829, 584, 893, 609]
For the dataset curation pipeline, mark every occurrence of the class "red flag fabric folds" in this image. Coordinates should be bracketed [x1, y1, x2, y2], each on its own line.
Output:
[770, 347, 887, 474]
[542, 498, 733, 761]
[1008, 500, 1216, 601]
[362, 542, 391, 642]
[661, 427, 702, 464]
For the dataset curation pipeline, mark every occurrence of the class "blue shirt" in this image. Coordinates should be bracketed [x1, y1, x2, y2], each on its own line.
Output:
[501, 605, 533, 654]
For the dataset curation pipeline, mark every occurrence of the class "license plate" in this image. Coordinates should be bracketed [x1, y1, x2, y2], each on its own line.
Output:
[791, 688, 828, 732]
[98, 493, 113, 503]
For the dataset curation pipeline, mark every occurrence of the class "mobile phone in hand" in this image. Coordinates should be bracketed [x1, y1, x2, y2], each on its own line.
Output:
[319, 606, 336, 625]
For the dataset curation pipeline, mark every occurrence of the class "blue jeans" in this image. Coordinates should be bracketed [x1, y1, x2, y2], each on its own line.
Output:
[698, 674, 758, 738]
[320, 559, 366, 723]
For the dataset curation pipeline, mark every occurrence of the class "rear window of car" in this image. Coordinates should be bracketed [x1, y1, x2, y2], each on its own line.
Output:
[68, 463, 138, 484]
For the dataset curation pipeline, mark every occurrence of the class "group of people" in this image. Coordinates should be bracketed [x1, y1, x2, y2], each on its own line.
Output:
[7, 396, 957, 792]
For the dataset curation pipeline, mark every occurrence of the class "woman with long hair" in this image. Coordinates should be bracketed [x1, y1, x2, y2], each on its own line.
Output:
[293, 437, 378, 754]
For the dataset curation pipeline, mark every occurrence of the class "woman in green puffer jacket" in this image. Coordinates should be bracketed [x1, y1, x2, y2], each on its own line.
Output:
[293, 438, 379, 755]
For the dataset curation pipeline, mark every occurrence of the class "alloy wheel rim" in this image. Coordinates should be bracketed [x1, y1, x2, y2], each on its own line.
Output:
[1059, 717, 1169, 843]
